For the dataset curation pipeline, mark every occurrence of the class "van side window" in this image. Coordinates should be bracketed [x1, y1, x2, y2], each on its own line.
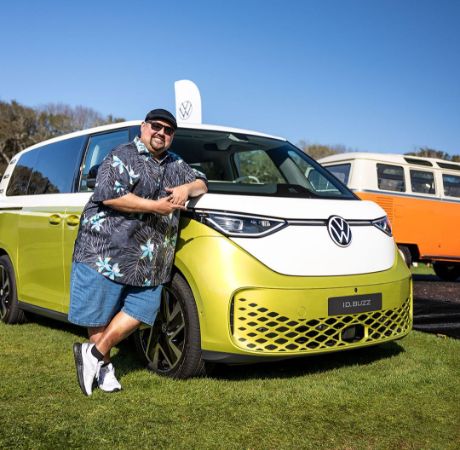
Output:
[79, 129, 130, 191]
[6, 136, 85, 196]
[26, 136, 86, 195]
[325, 164, 351, 184]
[443, 174, 460, 197]
[6, 150, 39, 196]
[410, 170, 435, 195]
[377, 164, 405, 192]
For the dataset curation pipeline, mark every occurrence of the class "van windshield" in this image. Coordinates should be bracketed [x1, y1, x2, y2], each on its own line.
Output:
[170, 128, 355, 199]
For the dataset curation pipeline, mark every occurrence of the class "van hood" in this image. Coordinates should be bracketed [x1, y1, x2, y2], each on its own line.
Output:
[188, 194, 395, 276]
[188, 194, 385, 220]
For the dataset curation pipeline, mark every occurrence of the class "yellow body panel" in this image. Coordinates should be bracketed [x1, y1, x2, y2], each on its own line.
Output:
[17, 207, 66, 312]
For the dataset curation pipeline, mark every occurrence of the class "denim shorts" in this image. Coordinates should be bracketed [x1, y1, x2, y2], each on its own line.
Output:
[68, 262, 162, 327]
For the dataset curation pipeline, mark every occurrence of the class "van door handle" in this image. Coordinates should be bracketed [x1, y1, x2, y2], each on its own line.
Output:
[49, 214, 62, 225]
[66, 215, 81, 227]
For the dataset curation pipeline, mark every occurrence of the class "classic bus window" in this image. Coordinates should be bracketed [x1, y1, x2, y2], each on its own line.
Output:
[79, 129, 130, 191]
[443, 174, 460, 197]
[377, 164, 405, 192]
[325, 164, 351, 184]
[410, 170, 435, 195]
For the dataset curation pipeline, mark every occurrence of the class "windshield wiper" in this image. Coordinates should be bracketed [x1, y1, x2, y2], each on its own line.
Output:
[275, 184, 318, 198]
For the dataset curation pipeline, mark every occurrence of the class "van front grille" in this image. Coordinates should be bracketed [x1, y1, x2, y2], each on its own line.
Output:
[232, 297, 411, 353]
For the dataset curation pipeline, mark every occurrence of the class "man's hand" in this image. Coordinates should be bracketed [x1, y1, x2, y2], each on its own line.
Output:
[166, 185, 191, 206]
[166, 179, 208, 205]
[154, 196, 187, 215]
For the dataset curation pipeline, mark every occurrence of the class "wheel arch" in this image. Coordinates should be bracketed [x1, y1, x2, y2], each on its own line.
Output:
[171, 261, 207, 327]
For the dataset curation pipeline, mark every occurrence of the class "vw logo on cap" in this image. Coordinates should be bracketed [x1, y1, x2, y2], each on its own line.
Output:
[327, 215, 352, 247]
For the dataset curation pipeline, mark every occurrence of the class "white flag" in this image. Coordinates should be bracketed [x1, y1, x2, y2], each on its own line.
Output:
[174, 80, 202, 124]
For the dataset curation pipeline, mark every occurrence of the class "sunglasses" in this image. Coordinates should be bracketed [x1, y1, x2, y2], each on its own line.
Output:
[147, 121, 175, 136]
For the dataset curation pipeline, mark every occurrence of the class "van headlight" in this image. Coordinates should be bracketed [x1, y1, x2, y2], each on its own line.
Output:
[372, 216, 392, 237]
[196, 212, 286, 237]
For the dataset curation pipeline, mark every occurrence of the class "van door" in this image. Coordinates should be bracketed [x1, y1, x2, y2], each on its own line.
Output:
[17, 136, 86, 313]
[19, 199, 68, 312]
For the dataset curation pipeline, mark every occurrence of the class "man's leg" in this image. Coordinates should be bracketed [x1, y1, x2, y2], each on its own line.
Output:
[87, 313, 140, 394]
[88, 326, 110, 364]
[93, 311, 141, 359]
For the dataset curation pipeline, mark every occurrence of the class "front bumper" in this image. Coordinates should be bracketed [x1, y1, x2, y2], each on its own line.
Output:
[175, 219, 413, 362]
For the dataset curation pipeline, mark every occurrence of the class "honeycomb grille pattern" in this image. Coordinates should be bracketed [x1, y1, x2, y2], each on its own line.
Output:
[232, 297, 411, 353]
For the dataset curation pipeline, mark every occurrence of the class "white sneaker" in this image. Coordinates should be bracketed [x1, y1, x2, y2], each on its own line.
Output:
[98, 363, 122, 393]
[73, 342, 103, 396]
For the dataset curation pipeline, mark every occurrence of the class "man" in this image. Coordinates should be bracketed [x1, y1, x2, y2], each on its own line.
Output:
[69, 108, 207, 396]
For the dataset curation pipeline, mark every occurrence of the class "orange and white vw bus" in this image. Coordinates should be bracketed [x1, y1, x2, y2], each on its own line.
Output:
[319, 153, 460, 281]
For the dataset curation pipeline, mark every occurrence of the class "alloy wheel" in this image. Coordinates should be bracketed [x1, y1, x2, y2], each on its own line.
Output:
[139, 286, 186, 374]
[0, 264, 11, 320]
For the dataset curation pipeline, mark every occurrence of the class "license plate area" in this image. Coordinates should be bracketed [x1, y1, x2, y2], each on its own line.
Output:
[328, 293, 382, 316]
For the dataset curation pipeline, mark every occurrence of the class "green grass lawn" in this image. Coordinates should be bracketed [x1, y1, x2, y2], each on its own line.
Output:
[1, 317, 459, 450]
[411, 263, 435, 276]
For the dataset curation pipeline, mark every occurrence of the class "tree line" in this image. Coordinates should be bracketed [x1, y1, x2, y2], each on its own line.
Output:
[0, 99, 458, 178]
[0, 100, 124, 176]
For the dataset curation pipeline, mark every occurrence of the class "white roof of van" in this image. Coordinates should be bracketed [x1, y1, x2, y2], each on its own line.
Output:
[19, 121, 286, 155]
[319, 152, 460, 169]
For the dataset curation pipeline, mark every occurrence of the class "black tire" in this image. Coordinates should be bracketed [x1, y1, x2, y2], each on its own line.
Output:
[433, 262, 460, 282]
[398, 245, 412, 267]
[0, 255, 26, 324]
[133, 272, 206, 379]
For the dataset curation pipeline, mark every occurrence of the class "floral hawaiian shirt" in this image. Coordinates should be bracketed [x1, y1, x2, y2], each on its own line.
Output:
[73, 137, 207, 287]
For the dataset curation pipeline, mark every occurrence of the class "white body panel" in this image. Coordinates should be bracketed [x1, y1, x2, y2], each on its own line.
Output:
[0, 192, 91, 209]
[192, 194, 395, 275]
[232, 225, 394, 276]
[190, 194, 386, 221]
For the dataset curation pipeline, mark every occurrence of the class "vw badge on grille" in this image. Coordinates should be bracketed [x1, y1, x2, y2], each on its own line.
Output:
[327, 215, 352, 247]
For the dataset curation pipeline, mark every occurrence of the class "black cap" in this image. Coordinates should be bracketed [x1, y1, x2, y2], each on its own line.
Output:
[144, 109, 177, 130]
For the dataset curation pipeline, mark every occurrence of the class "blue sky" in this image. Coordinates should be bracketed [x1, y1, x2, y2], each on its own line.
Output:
[0, 0, 459, 155]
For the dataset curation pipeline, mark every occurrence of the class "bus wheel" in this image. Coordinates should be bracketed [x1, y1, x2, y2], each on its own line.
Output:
[398, 245, 412, 267]
[433, 262, 460, 282]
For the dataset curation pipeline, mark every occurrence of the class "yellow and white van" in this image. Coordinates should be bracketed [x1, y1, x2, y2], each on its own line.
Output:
[0, 123, 412, 378]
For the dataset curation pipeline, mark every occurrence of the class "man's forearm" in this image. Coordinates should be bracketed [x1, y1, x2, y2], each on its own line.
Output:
[187, 179, 208, 197]
[103, 180, 206, 213]
[102, 193, 183, 215]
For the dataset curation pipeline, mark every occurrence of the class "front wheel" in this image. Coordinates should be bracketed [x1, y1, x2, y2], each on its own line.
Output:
[433, 262, 460, 282]
[133, 272, 206, 379]
[0, 255, 26, 324]
[397, 245, 412, 267]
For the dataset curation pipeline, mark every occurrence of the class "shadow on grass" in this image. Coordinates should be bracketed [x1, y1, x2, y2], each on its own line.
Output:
[23, 312, 87, 339]
[21, 313, 406, 381]
[412, 274, 441, 282]
[208, 341, 405, 381]
[21, 313, 145, 377]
